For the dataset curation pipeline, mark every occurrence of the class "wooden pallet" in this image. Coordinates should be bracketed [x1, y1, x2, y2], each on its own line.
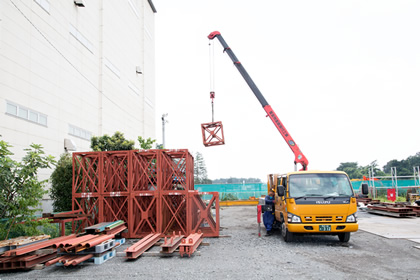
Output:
[0, 235, 50, 254]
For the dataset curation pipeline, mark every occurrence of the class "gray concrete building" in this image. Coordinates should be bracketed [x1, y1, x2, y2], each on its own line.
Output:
[0, 0, 157, 211]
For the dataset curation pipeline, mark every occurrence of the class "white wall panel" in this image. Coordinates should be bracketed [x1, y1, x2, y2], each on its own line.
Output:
[0, 0, 156, 209]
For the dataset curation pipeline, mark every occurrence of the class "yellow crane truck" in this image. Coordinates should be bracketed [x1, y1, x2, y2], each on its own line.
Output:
[268, 171, 367, 242]
[208, 31, 368, 242]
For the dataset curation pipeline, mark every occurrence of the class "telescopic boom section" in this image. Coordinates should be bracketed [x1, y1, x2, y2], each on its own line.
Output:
[208, 31, 308, 170]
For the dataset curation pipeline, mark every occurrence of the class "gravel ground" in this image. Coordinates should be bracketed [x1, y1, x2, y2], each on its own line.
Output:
[1, 206, 420, 280]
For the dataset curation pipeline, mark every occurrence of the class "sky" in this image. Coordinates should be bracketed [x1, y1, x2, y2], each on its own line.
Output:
[153, 0, 420, 182]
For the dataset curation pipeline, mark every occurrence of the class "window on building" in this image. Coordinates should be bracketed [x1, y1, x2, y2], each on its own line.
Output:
[18, 107, 28, 119]
[104, 58, 121, 78]
[69, 24, 94, 53]
[68, 124, 92, 141]
[29, 111, 38, 122]
[128, 81, 140, 96]
[5, 101, 48, 126]
[128, 0, 140, 18]
[34, 0, 50, 13]
[39, 114, 47, 126]
[6, 103, 17, 115]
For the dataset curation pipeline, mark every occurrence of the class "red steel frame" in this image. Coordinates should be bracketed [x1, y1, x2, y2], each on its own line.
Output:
[72, 149, 219, 238]
[188, 191, 220, 237]
[201, 121, 225, 147]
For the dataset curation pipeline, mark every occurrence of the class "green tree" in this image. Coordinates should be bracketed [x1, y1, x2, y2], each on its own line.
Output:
[337, 161, 386, 179]
[194, 152, 212, 184]
[50, 153, 73, 212]
[0, 139, 55, 240]
[362, 160, 386, 177]
[138, 136, 156, 149]
[213, 177, 262, 184]
[91, 131, 135, 151]
[336, 162, 362, 179]
[383, 153, 420, 176]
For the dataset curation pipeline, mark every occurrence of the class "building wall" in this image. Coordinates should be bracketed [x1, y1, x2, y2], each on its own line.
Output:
[0, 0, 156, 212]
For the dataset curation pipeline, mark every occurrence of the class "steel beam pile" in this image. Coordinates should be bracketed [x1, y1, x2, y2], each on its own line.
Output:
[367, 203, 417, 217]
[0, 235, 75, 270]
[0, 222, 126, 270]
[46, 221, 126, 266]
[72, 149, 219, 238]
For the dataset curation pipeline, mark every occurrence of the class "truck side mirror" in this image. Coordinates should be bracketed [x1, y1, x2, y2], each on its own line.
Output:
[361, 183, 369, 195]
[277, 186, 285, 197]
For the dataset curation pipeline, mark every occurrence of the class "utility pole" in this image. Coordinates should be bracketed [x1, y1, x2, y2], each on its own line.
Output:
[162, 113, 168, 148]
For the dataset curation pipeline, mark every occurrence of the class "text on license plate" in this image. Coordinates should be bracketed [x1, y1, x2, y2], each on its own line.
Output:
[319, 225, 331, 231]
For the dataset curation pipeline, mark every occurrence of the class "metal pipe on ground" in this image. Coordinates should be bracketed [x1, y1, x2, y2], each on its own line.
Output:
[66, 254, 94, 266]
[80, 234, 115, 249]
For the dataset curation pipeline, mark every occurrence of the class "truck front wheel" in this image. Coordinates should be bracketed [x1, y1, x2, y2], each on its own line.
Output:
[281, 222, 294, 242]
[338, 232, 350, 242]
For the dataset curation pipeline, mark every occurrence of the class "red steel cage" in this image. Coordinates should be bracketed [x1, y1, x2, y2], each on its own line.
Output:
[72, 149, 219, 238]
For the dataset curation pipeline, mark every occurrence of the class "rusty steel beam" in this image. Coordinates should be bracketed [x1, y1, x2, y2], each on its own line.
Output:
[0, 252, 57, 270]
[2, 234, 76, 257]
[368, 204, 416, 213]
[160, 231, 184, 254]
[125, 233, 161, 259]
[105, 224, 127, 235]
[179, 231, 203, 257]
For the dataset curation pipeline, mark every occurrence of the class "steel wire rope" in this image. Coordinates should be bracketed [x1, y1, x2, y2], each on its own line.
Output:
[9, 0, 142, 122]
[208, 40, 215, 122]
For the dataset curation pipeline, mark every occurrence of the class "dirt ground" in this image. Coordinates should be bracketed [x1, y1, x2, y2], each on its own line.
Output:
[1, 206, 420, 280]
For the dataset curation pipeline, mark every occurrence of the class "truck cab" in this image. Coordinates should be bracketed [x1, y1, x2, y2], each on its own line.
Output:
[268, 171, 364, 242]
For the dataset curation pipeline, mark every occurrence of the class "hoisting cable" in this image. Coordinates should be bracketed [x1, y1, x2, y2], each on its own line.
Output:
[209, 39, 216, 123]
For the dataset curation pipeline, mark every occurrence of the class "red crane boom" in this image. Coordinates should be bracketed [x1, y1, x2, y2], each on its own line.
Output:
[208, 31, 308, 171]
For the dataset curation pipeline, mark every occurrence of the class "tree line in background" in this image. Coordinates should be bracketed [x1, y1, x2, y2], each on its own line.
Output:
[336, 152, 420, 179]
[212, 178, 262, 184]
[193, 152, 262, 184]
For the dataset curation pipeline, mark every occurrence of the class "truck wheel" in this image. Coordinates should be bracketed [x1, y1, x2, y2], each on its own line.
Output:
[281, 222, 294, 242]
[338, 232, 350, 242]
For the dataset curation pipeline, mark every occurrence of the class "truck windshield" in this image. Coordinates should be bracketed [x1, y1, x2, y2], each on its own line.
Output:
[289, 173, 353, 198]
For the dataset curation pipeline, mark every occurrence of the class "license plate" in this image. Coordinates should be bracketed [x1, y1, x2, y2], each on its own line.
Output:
[319, 225, 331, 231]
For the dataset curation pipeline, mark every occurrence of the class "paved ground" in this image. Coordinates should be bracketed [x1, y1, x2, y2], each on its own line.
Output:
[358, 209, 420, 241]
[1, 206, 420, 280]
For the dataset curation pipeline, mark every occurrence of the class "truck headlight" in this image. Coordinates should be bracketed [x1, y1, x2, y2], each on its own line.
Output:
[287, 213, 301, 223]
[346, 213, 357, 222]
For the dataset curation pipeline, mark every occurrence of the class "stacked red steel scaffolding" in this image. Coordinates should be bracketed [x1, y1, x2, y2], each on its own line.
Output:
[72, 149, 219, 238]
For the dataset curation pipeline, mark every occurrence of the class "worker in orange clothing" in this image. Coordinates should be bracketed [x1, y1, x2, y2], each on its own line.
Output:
[263, 191, 276, 236]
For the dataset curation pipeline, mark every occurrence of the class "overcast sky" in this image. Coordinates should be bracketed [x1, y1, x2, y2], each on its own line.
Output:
[153, 0, 420, 182]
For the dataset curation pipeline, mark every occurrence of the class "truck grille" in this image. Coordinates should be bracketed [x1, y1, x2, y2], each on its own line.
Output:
[302, 215, 344, 223]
